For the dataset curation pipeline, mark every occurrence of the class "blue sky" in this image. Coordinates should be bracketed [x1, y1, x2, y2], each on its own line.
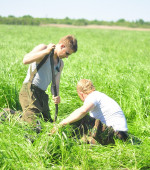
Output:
[0, 0, 150, 22]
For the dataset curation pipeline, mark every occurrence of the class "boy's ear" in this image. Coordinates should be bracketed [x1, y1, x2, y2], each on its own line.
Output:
[60, 44, 65, 49]
[79, 91, 84, 96]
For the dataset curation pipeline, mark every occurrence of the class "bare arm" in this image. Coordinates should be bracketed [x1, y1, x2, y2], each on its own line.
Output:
[23, 43, 55, 64]
[59, 102, 95, 126]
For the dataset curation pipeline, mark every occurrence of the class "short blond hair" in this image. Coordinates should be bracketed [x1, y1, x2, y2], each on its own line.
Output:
[77, 79, 95, 94]
[59, 35, 77, 52]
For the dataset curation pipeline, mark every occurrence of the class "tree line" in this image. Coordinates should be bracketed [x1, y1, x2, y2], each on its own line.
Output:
[0, 15, 150, 28]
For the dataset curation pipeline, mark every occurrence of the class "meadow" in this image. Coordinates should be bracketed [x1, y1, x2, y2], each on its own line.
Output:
[0, 24, 150, 169]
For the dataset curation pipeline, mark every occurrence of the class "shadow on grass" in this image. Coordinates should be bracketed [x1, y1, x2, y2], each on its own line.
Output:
[127, 134, 142, 145]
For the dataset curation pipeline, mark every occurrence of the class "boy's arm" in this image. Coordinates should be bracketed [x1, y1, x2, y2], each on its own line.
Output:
[23, 43, 55, 64]
[59, 102, 95, 126]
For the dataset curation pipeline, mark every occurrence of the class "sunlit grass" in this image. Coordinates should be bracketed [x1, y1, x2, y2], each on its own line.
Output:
[0, 25, 150, 169]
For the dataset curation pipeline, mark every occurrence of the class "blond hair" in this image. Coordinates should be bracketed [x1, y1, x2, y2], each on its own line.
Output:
[77, 79, 95, 94]
[59, 35, 77, 52]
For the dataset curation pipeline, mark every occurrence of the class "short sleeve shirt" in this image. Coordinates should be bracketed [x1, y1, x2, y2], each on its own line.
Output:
[84, 91, 128, 132]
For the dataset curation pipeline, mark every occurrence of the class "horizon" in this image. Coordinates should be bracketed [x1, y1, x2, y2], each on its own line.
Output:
[0, 15, 148, 23]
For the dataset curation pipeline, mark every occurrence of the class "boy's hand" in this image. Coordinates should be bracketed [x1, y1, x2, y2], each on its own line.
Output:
[49, 124, 62, 135]
[50, 125, 58, 135]
[46, 43, 55, 54]
[53, 95, 61, 104]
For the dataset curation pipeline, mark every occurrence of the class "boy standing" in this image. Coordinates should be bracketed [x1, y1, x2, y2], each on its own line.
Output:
[19, 35, 77, 124]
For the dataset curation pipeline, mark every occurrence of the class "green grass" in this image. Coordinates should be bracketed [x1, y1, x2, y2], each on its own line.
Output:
[0, 24, 150, 169]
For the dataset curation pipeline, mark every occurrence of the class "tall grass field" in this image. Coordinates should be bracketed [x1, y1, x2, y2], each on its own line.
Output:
[0, 24, 150, 169]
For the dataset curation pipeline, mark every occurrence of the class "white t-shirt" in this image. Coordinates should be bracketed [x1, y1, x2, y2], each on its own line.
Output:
[84, 91, 128, 132]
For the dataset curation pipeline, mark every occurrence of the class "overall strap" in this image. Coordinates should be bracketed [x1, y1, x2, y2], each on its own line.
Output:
[50, 50, 57, 96]
[28, 54, 49, 84]
[37, 54, 49, 71]
[50, 49, 58, 121]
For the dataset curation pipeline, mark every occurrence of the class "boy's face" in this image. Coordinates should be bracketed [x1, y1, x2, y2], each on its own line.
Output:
[77, 90, 84, 101]
[57, 44, 74, 59]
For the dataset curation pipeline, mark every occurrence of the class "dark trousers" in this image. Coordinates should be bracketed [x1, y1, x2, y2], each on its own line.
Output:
[71, 115, 128, 145]
[19, 83, 53, 124]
